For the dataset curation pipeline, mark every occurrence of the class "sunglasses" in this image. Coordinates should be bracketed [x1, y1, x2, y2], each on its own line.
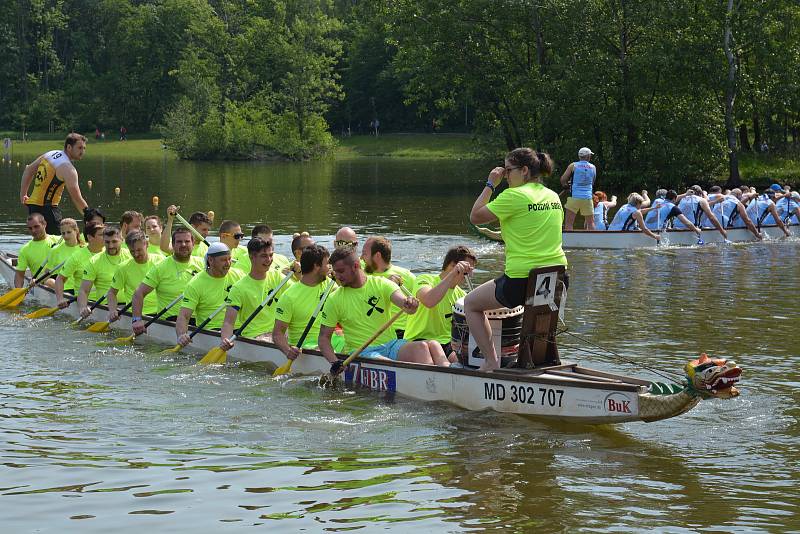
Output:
[222, 232, 246, 240]
[334, 239, 356, 247]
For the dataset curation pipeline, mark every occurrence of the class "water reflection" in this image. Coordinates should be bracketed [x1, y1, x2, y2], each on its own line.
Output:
[0, 156, 798, 530]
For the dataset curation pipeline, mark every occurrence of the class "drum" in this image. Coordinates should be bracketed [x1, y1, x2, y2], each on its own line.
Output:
[451, 297, 524, 367]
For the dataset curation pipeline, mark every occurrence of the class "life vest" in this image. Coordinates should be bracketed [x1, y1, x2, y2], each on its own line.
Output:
[674, 195, 701, 229]
[593, 203, 608, 230]
[644, 198, 675, 231]
[570, 161, 595, 199]
[608, 204, 639, 231]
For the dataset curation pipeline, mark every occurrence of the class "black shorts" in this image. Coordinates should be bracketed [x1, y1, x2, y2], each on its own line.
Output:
[494, 272, 570, 309]
[27, 204, 63, 235]
[494, 275, 529, 308]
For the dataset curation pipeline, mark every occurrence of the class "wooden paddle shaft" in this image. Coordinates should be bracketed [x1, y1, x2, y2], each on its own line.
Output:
[296, 279, 336, 348]
[174, 212, 211, 247]
[340, 310, 405, 368]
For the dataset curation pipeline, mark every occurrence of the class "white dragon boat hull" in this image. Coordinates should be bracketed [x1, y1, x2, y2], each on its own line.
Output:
[472, 221, 796, 249]
[1, 251, 740, 425]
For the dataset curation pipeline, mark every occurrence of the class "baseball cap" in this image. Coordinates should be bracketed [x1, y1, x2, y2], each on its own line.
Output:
[206, 242, 231, 258]
[770, 183, 782, 192]
[578, 147, 593, 157]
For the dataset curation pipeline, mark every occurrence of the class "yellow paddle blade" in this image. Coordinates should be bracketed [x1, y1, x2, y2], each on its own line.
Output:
[198, 347, 227, 365]
[272, 359, 294, 377]
[159, 344, 183, 355]
[86, 322, 111, 333]
[1, 289, 29, 309]
[114, 334, 135, 344]
[0, 287, 27, 307]
[24, 307, 58, 319]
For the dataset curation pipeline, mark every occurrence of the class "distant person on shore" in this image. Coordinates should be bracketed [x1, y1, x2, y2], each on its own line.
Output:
[95, 127, 100, 140]
[560, 147, 597, 230]
[592, 191, 617, 230]
[761, 141, 769, 153]
[119, 126, 127, 141]
[19, 133, 91, 235]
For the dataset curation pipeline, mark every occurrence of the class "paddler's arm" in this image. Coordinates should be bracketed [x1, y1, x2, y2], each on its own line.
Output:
[390, 289, 419, 314]
[59, 165, 89, 213]
[55, 274, 70, 308]
[219, 306, 239, 350]
[131, 283, 152, 334]
[19, 157, 42, 204]
[634, 212, 660, 242]
[14, 269, 25, 289]
[470, 167, 504, 225]
[675, 214, 702, 238]
[106, 288, 119, 322]
[640, 190, 651, 208]
[317, 325, 340, 365]
[77, 279, 94, 318]
[770, 205, 791, 236]
[559, 163, 574, 188]
[737, 204, 762, 239]
[417, 262, 473, 308]
[273, 320, 300, 360]
[160, 206, 177, 254]
[700, 200, 728, 239]
[175, 307, 193, 347]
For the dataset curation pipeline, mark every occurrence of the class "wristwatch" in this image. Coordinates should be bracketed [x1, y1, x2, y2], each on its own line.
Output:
[132, 316, 142, 322]
[485, 181, 495, 192]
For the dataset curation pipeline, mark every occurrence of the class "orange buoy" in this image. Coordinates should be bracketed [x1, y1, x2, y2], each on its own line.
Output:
[87, 180, 93, 189]
[152, 196, 159, 207]
[114, 187, 121, 196]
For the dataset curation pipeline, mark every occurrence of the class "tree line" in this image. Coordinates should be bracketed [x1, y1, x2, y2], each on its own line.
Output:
[1, 0, 798, 186]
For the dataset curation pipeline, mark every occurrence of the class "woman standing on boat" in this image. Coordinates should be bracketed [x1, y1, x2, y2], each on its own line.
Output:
[465, 148, 567, 372]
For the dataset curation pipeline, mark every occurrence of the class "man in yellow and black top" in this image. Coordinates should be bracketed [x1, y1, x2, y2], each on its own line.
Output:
[19, 133, 90, 235]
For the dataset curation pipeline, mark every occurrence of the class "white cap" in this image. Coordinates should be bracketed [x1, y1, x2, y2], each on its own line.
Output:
[578, 147, 594, 157]
[205, 242, 230, 259]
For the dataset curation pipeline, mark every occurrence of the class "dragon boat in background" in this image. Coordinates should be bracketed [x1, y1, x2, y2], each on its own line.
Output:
[470, 221, 797, 249]
[1, 251, 742, 425]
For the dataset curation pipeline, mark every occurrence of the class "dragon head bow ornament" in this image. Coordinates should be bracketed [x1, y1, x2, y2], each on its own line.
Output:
[685, 353, 742, 399]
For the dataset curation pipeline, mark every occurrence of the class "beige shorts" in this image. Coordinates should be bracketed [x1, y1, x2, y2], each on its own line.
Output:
[565, 197, 594, 216]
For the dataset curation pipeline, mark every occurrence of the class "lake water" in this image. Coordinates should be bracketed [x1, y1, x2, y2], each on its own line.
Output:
[0, 150, 798, 532]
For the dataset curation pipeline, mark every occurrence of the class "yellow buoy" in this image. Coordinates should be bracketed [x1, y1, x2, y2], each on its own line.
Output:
[87, 180, 93, 189]
[207, 210, 215, 223]
[114, 187, 121, 196]
[152, 196, 159, 207]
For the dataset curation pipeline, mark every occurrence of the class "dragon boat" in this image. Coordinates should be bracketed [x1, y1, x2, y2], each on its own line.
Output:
[0, 251, 742, 425]
[470, 221, 797, 249]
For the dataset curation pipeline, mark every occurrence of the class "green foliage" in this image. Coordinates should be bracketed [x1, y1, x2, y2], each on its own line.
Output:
[2, 0, 799, 171]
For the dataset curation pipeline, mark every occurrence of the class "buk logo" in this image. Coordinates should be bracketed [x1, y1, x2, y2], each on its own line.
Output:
[366, 296, 384, 316]
[604, 392, 633, 414]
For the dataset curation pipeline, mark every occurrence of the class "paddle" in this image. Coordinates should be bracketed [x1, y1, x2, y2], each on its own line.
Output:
[198, 270, 295, 365]
[0, 238, 62, 306]
[273, 278, 337, 377]
[174, 212, 211, 247]
[1, 260, 67, 309]
[86, 301, 135, 333]
[71, 294, 107, 326]
[160, 303, 226, 355]
[114, 293, 184, 344]
[319, 310, 405, 388]
[24, 293, 76, 319]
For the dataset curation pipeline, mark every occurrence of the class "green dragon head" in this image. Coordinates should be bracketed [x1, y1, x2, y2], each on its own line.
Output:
[685, 353, 741, 399]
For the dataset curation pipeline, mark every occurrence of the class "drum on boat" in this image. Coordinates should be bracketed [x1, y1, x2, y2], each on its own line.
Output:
[451, 297, 524, 367]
